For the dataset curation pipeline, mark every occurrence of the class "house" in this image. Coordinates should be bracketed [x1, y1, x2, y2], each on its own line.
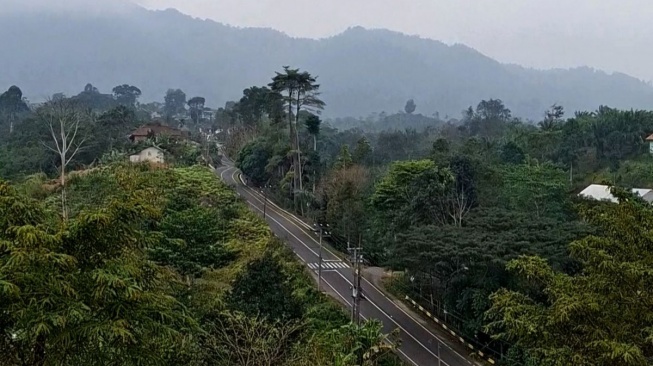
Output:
[579, 184, 653, 203]
[201, 108, 215, 122]
[646, 133, 653, 154]
[130, 146, 165, 164]
[129, 122, 188, 142]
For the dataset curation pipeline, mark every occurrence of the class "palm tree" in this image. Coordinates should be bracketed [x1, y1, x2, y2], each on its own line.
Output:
[269, 67, 325, 203]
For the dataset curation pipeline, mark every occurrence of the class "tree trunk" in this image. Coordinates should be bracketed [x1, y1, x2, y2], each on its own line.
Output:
[60, 165, 67, 221]
[34, 334, 47, 366]
[287, 91, 298, 203]
[294, 93, 304, 193]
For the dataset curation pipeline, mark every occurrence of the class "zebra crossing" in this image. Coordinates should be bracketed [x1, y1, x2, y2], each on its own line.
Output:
[307, 261, 349, 270]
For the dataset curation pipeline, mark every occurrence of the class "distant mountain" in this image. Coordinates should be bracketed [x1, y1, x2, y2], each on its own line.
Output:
[2, 3, 652, 120]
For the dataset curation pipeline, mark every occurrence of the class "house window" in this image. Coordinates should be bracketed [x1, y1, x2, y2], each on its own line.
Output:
[148, 152, 151, 156]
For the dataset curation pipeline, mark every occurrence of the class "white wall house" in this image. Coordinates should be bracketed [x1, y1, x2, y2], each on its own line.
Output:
[579, 184, 653, 203]
[129, 146, 165, 164]
[647, 133, 653, 154]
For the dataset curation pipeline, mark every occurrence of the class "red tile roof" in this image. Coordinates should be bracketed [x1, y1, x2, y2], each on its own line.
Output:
[130, 123, 185, 138]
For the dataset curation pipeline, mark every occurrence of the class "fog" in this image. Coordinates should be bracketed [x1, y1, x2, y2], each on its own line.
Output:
[1, 0, 652, 119]
[138, 0, 653, 82]
[1, 0, 138, 15]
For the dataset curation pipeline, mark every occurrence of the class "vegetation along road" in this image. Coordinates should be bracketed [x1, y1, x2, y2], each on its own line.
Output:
[216, 157, 476, 366]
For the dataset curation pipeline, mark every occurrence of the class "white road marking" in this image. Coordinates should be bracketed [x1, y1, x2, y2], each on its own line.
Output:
[220, 162, 471, 366]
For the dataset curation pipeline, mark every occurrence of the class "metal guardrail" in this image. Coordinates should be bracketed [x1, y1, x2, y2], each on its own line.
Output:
[405, 295, 498, 365]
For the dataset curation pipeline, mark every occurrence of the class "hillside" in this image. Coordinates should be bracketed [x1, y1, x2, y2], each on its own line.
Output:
[2, 3, 653, 120]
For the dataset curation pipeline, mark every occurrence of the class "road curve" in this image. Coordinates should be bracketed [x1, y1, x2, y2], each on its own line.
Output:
[215, 158, 476, 366]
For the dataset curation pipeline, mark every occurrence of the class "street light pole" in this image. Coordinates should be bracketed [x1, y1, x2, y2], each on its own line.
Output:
[318, 225, 323, 291]
[263, 189, 267, 219]
[349, 237, 363, 326]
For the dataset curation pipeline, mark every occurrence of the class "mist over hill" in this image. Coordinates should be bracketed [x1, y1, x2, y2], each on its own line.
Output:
[2, 2, 652, 120]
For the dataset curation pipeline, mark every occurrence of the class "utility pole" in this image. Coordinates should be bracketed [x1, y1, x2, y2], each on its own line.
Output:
[263, 189, 267, 219]
[348, 236, 363, 326]
[262, 179, 271, 219]
[317, 224, 323, 291]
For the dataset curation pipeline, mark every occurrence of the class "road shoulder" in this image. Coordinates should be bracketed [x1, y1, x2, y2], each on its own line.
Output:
[363, 267, 487, 366]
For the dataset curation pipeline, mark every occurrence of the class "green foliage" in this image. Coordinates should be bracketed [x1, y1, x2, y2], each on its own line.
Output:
[501, 161, 568, 219]
[371, 159, 454, 231]
[187, 96, 205, 124]
[0, 159, 401, 366]
[487, 189, 653, 365]
[236, 86, 284, 126]
[305, 114, 322, 137]
[336, 144, 354, 169]
[227, 255, 304, 321]
[237, 138, 273, 186]
[71, 83, 117, 111]
[320, 165, 370, 248]
[404, 99, 416, 114]
[201, 311, 303, 366]
[0, 85, 30, 135]
[112, 84, 142, 108]
[152, 206, 235, 278]
[164, 88, 187, 119]
[353, 137, 372, 164]
[500, 141, 525, 165]
[391, 207, 590, 335]
[0, 179, 196, 366]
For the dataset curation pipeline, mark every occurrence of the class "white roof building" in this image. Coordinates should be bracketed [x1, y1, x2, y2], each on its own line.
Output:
[129, 146, 165, 164]
[579, 184, 653, 203]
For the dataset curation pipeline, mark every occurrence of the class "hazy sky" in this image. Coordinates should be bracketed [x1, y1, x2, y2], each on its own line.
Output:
[136, 0, 653, 82]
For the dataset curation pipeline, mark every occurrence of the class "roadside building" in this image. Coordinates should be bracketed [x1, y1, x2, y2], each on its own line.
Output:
[579, 184, 653, 203]
[129, 146, 165, 164]
[129, 122, 188, 142]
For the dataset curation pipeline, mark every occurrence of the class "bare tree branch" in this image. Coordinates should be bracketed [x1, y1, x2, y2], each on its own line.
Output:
[36, 98, 89, 221]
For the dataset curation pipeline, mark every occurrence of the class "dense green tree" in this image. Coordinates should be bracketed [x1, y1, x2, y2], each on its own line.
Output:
[319, 165, 369, 249]
[237, 139, 273, 186]
[236, 86, 284, 126]
[465, 99, 512, 139]
[112, 84, 142, 108]
[227, 255, 303, 321]
[71, 83, 116, 111]
[164, 89, 187, 119]
[487, 188, 653, 366]
[187, 96, 206, 124]
[404, 99, 416, 114]
[95, 105, 139, 152]
[305, 114, 321, 152]
[0, 85, 30, 134]
[393, 206, 589, 337]
[202, 311, 303, 366]
[501, 161, 568, 219]
[353, 137, 372, 164]
[371, 160, 454, 232]
[269, 66, 325, 195]
[0, 180, 195, 366]
[151, 206, 235, 278]
[539, 104, 564, 131]
[336, 145, 353, 170]
[500, 141, 526, 165]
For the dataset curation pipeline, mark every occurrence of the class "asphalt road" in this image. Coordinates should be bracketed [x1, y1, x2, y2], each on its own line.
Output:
[216, 159, 475, 366]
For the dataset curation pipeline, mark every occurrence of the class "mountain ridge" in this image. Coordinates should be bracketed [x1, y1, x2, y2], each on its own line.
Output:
[1, 5, 652, 120]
